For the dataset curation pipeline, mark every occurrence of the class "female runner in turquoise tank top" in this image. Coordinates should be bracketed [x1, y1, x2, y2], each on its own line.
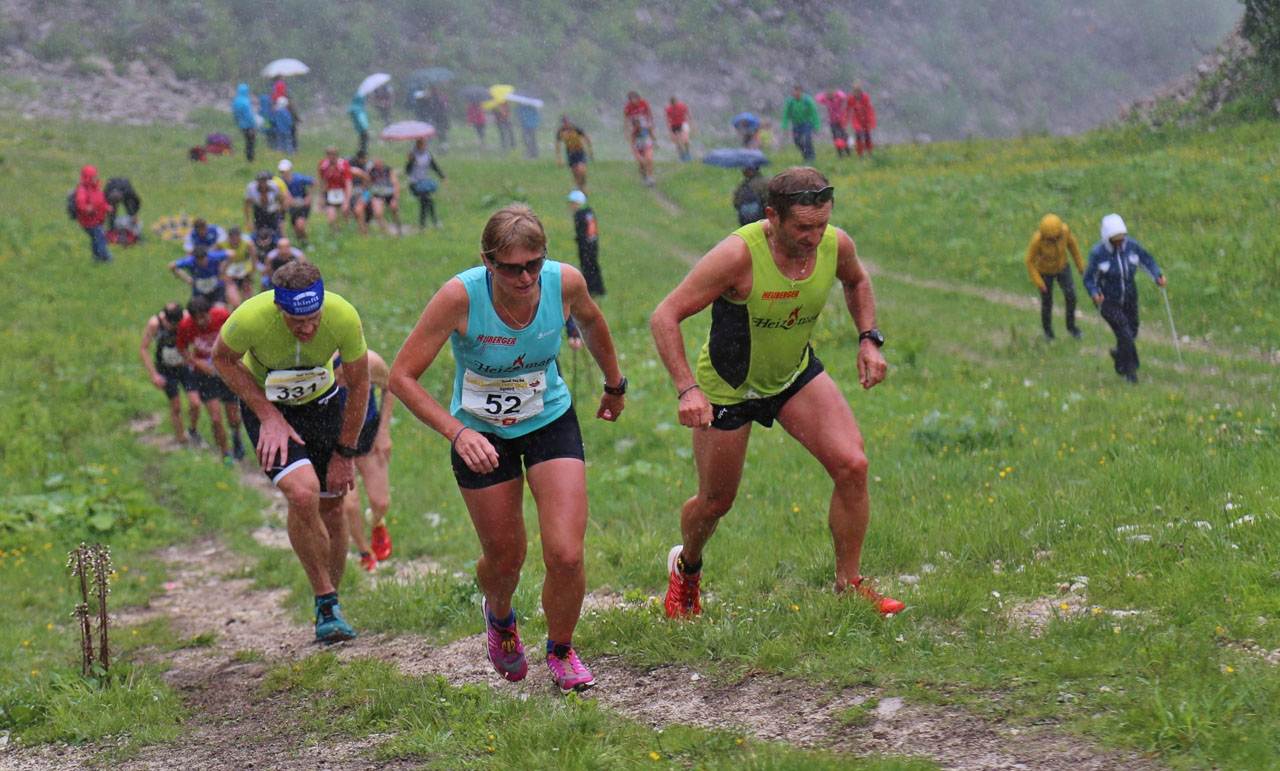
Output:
[390, 203, 626, 695]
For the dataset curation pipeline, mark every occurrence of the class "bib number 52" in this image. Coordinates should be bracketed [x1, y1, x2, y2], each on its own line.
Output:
[485, 393, 522, 415]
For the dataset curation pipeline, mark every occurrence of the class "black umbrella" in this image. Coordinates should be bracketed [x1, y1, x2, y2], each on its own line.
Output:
[411, 67, 455, 84]
[458, 85, 491, 103]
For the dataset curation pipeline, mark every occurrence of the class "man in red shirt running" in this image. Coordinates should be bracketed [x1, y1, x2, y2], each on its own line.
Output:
[177, 295, 245, 463]
[665, 96, 693, 162]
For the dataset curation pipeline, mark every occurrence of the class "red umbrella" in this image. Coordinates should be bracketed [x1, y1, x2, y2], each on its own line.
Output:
[380, 121, 436, 141]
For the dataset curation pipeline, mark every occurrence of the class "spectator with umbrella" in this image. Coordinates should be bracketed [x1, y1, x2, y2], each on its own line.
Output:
[393, 128, 447, 230]
[702, 148, 771, 225]
[466, 100, 487, 147]
[509, 92, 543, 159]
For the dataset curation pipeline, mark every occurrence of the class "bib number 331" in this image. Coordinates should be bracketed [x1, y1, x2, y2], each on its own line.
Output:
[265, 366, 334, 404]
[461, 369, 546, 427]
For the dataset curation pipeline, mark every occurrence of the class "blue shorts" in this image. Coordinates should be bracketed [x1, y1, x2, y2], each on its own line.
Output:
[566, 150, 587, 166]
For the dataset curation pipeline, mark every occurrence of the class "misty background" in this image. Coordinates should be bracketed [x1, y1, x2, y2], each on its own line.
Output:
[0, 0, 1244, 141]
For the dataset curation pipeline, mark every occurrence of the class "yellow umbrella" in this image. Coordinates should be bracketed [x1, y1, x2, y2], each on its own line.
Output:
[481, 84, 515, 111]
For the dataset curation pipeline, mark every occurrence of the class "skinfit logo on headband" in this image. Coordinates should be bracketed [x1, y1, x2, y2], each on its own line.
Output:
[275, 279, 325, 316]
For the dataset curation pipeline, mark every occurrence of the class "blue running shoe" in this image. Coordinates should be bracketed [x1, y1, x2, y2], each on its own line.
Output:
[315, 598, 356, 644]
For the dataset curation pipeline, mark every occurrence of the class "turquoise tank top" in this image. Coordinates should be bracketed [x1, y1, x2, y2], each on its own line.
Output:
[449, 261, 571, 438]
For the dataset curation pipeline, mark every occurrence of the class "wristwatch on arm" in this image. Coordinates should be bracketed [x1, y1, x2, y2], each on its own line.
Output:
[603, 377, 627, 396]
[858, 328, 885, 348]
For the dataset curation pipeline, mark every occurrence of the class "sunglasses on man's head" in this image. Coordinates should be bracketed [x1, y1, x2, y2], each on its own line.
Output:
[487, 251, 546, 277]
[780, 186, 835, 206]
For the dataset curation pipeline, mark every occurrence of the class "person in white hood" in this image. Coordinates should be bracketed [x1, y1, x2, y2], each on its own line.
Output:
[1082, 213, 1166, 383]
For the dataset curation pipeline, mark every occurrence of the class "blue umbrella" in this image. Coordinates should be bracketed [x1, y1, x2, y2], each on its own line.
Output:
[702, 148, 770, 169]
[731, 112, 760, 131]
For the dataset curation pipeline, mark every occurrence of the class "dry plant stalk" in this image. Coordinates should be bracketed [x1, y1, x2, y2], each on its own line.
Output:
[67, 542, 113, 676]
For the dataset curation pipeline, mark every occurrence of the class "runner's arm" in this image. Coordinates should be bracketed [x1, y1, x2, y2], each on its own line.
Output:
[388, 278, 471, 442]
[169, 260, 194, 286]
[834, 228, 886, 390]
[212, 336, 299, 471]
[139, 318, 164, 386]
[562, 266, 625, 421]
[328, 352, 369, 494]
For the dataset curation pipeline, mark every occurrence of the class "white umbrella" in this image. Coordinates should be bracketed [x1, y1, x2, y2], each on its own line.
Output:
[261, 58, 310, 78]
[380, 121, 436, 141]
[357, 73, 393, 96]
[506, 93, 544, 109]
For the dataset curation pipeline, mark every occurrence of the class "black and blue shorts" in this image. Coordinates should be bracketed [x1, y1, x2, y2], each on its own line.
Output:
[450, 406, 584, 490]
[242, 384, 346, 494]
[709, 353, 825, 431]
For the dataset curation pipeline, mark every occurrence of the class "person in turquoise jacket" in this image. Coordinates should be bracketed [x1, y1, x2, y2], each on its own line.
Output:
[348, 93, 370, 157]
[231, 84, 257, 162]
[781, 85, 820, 162]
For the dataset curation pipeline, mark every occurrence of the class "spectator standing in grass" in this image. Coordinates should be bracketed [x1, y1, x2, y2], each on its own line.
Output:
[493, 101, 516, 153]
[104, 176, 142, 242]
[466, 101, 487, 146]
[1083, 213, 1167, 384]
[781, 85, 820, 163]
[139, 302, 203, 446]
[649, 166, 903, 621]
[515, 102, 541, 159]
[732, 165, 770, 226]
[389, 203, 626, 694]
[405, 137, 446, 230]
[847, 83, 876, 157]
[212, 260, 370, 645]
[1026, 213, 1084, 341]
[348, 93, 370, 158]
[232, 83, 257, 162]
[72, 164, 112, 263]
[568, 190, 604, 297]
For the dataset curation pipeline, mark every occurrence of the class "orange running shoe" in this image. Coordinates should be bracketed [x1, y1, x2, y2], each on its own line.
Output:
[359, 551, 377, 573]
[852, 576, 904, 616]
[371, 522, 392, 561]
[664, 545, 702, 619]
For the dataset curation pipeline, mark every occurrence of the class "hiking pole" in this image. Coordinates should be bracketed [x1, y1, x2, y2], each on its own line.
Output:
[1160, 286, 1183, 366]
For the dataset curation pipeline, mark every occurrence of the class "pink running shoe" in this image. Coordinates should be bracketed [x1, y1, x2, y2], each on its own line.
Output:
[482, 599, 527, 682]
[546, 646, 596, 694]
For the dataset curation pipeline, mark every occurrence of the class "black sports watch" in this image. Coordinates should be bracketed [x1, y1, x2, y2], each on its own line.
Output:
[334, 444, 360, 458]
[858, 328, 885, 348]
[603, 376, 627, 396]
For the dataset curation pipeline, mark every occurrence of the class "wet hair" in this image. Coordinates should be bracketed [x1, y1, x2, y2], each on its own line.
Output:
[192, 245, 209, 259]
[255, 171, 272, 182]
[228, 226, 242, 237]
[480, 203, 547, 258]
[186, 295, 212, 316]
[273, 259, 321, 290]
[766, 167, 831, 221]
[162, 302, 183, 324]
[193, 218, 208, 229]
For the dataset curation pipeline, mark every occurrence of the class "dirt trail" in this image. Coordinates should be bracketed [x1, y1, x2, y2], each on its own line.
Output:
[0, 419, 1162, 770]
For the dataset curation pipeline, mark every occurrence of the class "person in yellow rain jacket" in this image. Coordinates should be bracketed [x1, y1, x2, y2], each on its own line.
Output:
[1026, 214, 1084, 340]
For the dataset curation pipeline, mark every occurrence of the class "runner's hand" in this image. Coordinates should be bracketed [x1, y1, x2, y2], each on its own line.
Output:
[150, 373, 167, 389]
[454, 428, 500, 474]
[1093, 293, 1104, 305]
[326, 454, 355, 494]
[256, 414, 304, 472]
[678, 387, 713, 428]
[597, 393, 624, 422]
[857, 342, 887, 391]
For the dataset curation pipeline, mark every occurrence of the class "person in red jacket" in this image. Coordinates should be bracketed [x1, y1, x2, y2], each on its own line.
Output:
[74, 165, 113, 263]
[846, 83, 876, 157]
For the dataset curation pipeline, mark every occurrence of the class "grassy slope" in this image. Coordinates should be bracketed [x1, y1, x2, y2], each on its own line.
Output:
[0, 118, 1277, 768]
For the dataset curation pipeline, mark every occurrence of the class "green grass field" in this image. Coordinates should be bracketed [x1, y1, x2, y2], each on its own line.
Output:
[0, 115, 1277, 769]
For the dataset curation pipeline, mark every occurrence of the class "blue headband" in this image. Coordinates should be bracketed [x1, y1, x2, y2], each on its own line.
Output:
[275, 278, 324, 316]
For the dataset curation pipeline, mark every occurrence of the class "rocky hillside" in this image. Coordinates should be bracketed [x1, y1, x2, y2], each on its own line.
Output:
[0, 0, 1242, 140]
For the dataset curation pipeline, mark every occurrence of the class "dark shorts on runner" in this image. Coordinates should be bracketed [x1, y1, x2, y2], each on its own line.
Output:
[566, 150, 587, 166]
[194, 286, 227, 306]
[708, 351, 825, 431]
[450, 406, 585, 490]
[288, 205, 309, 225]
[241, 384, 346, 494]
[159, 364, 196, 399]
[190, 370, 237, 403]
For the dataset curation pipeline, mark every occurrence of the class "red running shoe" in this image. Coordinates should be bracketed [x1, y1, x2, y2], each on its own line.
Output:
[664, 545, 702, 619]
[371, 522, 392, 561]
[852, 576, 904, 616]
[359, 551, 377, 573]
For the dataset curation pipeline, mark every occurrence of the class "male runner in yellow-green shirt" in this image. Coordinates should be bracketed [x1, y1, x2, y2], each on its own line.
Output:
[650, 166, 903, 620]
[213, 260, 370, 644]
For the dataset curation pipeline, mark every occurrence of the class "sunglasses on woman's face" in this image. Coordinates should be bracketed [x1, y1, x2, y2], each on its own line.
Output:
[487, 251, 547, 277]
[780, 186, 835, 206]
